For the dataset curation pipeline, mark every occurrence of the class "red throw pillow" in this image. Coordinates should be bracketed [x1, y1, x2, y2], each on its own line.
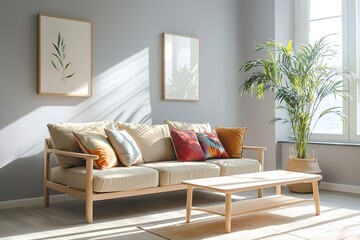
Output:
[170, 129, 206, 162]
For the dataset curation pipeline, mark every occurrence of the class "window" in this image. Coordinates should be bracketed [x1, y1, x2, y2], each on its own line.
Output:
[295, 0, 360, 142]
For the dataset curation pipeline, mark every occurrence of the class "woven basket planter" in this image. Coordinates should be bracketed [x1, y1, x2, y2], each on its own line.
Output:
[286, 148, 322, 193]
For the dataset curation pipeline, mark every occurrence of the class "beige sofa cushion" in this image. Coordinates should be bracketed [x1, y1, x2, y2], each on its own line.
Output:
[116, 122, 176, 163]
[50, 166, 159, 192]
[205, 158, 261, 176]
[48, 121, 114, 168]
[143, 161, 220, 186]
[164, 120, 211, 132]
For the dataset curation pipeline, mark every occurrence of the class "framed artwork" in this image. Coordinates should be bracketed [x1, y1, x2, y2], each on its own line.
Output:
[38, 14, 92, 97]
[162, 33, 200, 101]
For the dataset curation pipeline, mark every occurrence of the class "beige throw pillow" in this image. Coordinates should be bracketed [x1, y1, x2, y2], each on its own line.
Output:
[116, 122, 176, 163]
[47, 121, 114, 168]
[164, 120, 211, 132]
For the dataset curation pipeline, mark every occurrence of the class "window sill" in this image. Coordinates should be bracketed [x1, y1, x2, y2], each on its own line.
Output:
[278, 140, 360, 148]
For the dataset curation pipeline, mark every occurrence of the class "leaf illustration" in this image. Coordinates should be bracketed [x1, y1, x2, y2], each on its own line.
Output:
[61, 45, 65, 60]
[65, 73, 75, 78]
[51, 60, 59, 71]
[52, 43, 61, 58]
[65, 62, 71, 69]
[51, 53, 62, 65]
[50, 32, 75, 83]
[57, 32, 61, 47]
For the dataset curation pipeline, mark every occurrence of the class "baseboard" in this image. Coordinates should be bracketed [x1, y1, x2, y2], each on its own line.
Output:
[0, 194, 76, 210]
[320, 182, 360, 195]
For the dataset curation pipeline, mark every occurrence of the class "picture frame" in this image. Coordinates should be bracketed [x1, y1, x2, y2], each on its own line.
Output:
[162, 33, 200, 101]
[38, 14, 92, 97]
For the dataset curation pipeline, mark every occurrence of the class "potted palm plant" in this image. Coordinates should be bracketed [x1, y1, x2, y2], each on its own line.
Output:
[239, 36, 353, 193]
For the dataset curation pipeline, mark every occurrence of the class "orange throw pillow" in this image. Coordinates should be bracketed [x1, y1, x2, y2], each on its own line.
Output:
[215, 127, 247, 158]
[73, 131, 118, 170]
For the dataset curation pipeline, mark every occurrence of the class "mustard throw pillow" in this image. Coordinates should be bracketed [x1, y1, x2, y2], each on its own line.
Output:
[215, 127, 247, 158]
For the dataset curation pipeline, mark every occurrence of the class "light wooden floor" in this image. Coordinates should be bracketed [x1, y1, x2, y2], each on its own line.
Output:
[0, 188, 359, 240]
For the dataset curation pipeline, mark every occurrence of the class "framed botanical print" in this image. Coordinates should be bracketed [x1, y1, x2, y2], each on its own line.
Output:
[38, 14, 92, 97]
[163, 33, 200, 101]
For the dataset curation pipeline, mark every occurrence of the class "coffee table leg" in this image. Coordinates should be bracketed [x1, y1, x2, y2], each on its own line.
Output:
[225, 193, 232, 233]
[258, 188, 263, 198]
[276, 185, 281, 195]
[186, 186, 193, 223]
[312, 180, 320, 215]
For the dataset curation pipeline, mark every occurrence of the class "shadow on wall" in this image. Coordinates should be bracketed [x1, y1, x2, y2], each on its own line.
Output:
[0, 48, 152, 169]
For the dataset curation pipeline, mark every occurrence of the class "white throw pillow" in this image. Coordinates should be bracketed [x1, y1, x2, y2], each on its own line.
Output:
[105, 128, 143, 167]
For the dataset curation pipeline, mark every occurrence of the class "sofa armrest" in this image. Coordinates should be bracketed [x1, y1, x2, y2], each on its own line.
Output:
[44, 138, 95, 219]
[45, 138, 98, 161]
[47, 148, 99, 161]
[243, 145, 267, 171]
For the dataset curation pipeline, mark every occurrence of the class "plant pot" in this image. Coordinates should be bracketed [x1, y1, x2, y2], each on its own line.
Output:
[286, 148, 322, 193]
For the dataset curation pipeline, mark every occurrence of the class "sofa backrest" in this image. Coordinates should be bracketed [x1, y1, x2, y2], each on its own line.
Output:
[116, 122, 176, 163]
[48, 121, 114, 168]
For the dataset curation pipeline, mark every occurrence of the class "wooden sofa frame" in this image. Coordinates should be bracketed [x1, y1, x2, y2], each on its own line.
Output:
[43, 138, 266, 223]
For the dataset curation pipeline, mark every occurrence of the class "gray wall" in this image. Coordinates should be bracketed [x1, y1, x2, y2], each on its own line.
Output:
[238, 0, 277, 170]
[280, 142, 360, 186]
[1, 0, 356, 202]
[0, 0, 242, 201]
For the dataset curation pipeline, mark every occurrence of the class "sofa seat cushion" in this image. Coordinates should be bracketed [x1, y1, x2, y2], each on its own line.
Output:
[142, 161, 220, 186]
[205, 158, 261, 176]
[50, 166, 159, 192]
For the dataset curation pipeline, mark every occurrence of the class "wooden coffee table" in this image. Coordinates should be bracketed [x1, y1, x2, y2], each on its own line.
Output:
[182, 170, 322, 233]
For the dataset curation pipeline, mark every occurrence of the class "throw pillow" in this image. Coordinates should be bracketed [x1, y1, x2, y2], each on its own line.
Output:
[105, 128, 143, 167]
[116, 122, 176, 162]
[196, 131, 229, 159]
[215, 126, 247, 158]
[73, 131, 118, 170]
[47, 121, 114, 168]
[170, 129, 206, 162]
[164, 120, 211, 132]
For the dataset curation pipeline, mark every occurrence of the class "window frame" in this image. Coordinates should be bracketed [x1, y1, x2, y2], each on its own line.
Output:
[295, 0, 360, 142]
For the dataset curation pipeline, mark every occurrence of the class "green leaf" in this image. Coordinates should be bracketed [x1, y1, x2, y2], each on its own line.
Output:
[52, 43, 61, 58]
[65, 72, 75, 78]
[51, 53, 62, 65]
[51, 60, 59, 71]
[65, 62, 71, 69]
[57, 32, 61, 47]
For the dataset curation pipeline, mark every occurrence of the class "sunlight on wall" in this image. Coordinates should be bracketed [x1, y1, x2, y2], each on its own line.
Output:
[0, 48, 151, 168]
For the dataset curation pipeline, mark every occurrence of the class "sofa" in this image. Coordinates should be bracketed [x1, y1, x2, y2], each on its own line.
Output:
[44, 120, 266, 223]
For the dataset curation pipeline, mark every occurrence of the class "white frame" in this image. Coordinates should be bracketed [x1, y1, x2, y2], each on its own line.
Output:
[162, 33, 200, 101]
[38, 14, 92, 97]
